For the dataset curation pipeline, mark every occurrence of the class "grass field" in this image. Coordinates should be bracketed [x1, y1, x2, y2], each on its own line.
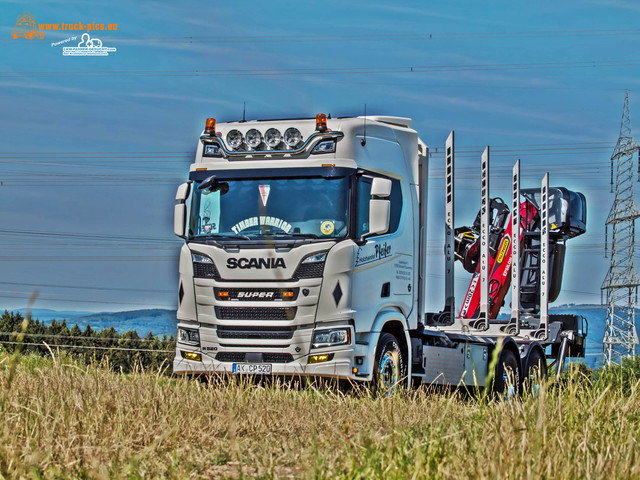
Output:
[1, 353, 640, 479]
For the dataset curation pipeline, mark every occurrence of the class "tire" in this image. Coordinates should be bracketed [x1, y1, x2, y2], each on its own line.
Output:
[491, 348, 520, 399]
[373, 332, 405, 396]
[524, 349, 547, 394]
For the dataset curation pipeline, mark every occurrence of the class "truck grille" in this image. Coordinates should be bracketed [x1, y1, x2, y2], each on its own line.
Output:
[216, 352, 294, 363]
[193, 262, 221, 280]
[215, 306, 296, 321]
[214, 287, 299, 301]
[293, 262, 325, 279]
[216, 325, 294, 340]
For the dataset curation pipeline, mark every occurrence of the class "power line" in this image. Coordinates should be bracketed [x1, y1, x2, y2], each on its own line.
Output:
[0, 332, 171, 343]
[0, 294, 174, 307]
[0, 228, 179, 244]
[0, 281, 173, 294]
[4, 28, 640, 46]
[1, 59, 639, 78]
[0, 340, 173, 353]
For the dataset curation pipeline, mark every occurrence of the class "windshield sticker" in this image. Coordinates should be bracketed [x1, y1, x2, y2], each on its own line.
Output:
[259, 185, 271, 206]
[200, 191, 220, 234]
[231, 216, 292, 234]
[355, 241, 393, 267]
[320, 220, 335, 235]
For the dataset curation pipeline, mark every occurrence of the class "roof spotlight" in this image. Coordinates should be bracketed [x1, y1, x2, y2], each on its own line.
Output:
[284, 127, 302, 148]
[226, 130, 243, 149]
[245, 129, 262, 149]
[265, 128, 282, 148]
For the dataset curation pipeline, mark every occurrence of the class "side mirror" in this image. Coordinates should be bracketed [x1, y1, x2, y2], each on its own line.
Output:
[174, 182, 191, 238]
[176, 182, 190, 202]
[368, 199, 390, 235]
[359, 177, 392, 242]
[371, 177, 392, 197]
[174, 204, 186, 237]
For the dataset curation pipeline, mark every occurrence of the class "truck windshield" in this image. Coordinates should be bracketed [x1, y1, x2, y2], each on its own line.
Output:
[189, 176, 349, 239]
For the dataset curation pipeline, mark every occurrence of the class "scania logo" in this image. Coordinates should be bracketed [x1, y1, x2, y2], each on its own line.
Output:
[226, 258, 286, 269]
[237, 291, 275, 298]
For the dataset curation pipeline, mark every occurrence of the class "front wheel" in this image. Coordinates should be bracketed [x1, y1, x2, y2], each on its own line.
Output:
[373, 332, 405, 396]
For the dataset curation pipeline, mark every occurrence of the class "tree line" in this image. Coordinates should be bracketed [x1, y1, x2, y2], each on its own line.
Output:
[0, 310, 175, 373]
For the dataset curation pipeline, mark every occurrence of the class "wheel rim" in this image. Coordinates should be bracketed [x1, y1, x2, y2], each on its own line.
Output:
[528, 365, 542, 394]
[502, 365, 518, 400]
[379, 350, 400, 394]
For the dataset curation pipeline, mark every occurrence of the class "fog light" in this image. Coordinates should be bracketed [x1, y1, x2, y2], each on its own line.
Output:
[309, 354, 332, 364]
[182, 351, 202, 362]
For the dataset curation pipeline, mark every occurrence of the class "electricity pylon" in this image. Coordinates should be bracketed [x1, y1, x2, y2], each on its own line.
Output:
[602, 90, 640, 365]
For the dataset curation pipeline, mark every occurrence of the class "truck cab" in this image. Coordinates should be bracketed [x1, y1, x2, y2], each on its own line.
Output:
[173, 115, 423, 382]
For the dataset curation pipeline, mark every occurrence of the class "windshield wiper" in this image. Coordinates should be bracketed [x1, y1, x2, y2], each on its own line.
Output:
[266, 232, 320, 239]
[202, 234, 252, 241]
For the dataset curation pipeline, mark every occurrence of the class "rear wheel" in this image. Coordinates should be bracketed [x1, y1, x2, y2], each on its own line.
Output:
[524, 349, 547, 394]
[373, 333, 405, 396]
[492, 348, 520, 399]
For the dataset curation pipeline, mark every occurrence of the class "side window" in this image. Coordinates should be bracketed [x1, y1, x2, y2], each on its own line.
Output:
[356, 174, 403, 237]
[356, 177, 372, 237]
[388, 178, 402, 233]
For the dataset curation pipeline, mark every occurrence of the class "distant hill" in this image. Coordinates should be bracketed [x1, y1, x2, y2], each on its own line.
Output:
[13, 308, 95, 321]
[11, 308, 177, 337]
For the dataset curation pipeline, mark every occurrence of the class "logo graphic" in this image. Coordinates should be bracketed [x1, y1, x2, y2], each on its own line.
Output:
[259, 185, 270, 206]
[355, 241, 393, 267]
[62, 33, 116, 56]
[496, 235, 511, 263]
[12, 12, 44, 39]
[226, 258, 286, 269]
[320, 221, 335, 235]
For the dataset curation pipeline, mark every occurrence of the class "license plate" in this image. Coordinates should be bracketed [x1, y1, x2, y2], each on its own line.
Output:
[232, 363, 272, 375]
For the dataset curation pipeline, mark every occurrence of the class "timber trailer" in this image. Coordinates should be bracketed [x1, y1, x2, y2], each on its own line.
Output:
[172, 114, 588, 393]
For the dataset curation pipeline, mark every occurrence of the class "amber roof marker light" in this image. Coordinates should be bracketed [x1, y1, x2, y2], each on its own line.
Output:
[204, 118, 216, 136]
[315, 113, 328, 132]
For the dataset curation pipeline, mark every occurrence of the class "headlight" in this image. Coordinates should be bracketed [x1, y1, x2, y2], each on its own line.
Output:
[192, 253, 213, 263]
[178, 327, 200, 346]
[191, 252, 220, 279]
[264, 128, 282, 148]
[294, 251, 328, 279]
[245, 129, 262, 148]
[226, 130, 243, 149]
[312, 328, 351, 349]
[284, 127, 302, 148]
[302, 251, 327, 264]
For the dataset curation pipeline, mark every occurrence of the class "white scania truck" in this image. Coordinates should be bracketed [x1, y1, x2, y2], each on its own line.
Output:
[172, 114, 588, 392]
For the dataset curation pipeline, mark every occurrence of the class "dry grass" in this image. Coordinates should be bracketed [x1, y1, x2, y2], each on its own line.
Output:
[1, 353, 640, 479]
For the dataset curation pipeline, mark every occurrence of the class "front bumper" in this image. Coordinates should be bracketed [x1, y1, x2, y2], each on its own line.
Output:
[173, 345, 360, 379]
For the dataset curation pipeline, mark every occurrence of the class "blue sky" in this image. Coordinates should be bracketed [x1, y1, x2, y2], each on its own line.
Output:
[1, 0, 640, 313]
